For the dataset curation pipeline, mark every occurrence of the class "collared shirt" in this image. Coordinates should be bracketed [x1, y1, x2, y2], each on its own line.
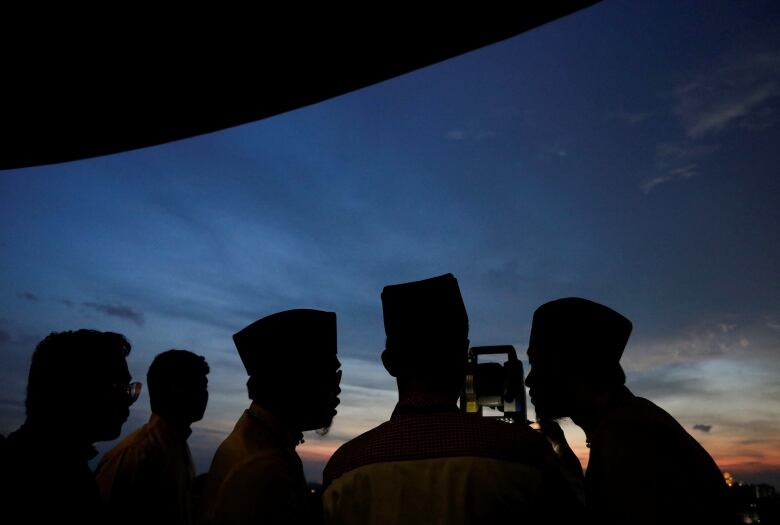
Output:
[203, 402, 310, 525]
[1, 420, 103, 525]
[322, 402, 584, 525]
[95, 413, 195, 525]
[585, 389, 735, 525]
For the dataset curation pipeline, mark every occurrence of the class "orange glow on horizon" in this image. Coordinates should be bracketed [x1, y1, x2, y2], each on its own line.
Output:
[298, 442, 341, 462]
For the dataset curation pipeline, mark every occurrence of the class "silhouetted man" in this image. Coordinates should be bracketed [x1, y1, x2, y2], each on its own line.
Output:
[204, 309, 341, 525]
[323, 274, 583, 524]
[0, 329, 139, 525]
[96, 349, 210, 525]
[526, 297, 735, 525]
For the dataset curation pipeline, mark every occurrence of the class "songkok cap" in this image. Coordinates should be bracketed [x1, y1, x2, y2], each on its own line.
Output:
[529, 297, 632, 368]
[233, 309, 336, 375]
[382, 273, 468, 343]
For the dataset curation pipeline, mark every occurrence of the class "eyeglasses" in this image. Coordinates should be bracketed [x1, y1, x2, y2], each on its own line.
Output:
[112, 382, 143, 405]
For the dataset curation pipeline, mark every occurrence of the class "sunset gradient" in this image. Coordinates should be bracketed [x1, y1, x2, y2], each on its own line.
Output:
[2, 0, 779, 489]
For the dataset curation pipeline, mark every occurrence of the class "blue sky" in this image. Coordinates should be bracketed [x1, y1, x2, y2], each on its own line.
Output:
[2, 1, 779, 485]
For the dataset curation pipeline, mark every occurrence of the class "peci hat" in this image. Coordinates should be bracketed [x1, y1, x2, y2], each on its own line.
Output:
[233, 308, 336, 376]
[381, 273, 468, 342]
[529, 297, 632, 367]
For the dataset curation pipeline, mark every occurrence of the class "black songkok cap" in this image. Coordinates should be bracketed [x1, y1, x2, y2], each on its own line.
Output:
[381, 273, 468, 343]
[529, 297, 632, 367]
[233, 309, 336, 375]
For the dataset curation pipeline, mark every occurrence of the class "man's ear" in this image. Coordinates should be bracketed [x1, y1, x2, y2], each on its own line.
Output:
[381, 349, 397, 377]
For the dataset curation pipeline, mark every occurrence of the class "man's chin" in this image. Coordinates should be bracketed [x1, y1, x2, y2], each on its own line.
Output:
[301, 413, 334, 434]
[314, 411, 336, 435]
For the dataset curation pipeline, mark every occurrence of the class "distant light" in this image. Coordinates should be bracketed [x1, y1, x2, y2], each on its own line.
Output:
[723, 471, 735, 487]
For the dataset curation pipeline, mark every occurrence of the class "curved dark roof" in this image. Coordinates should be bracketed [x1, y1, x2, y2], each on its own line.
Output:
[1, 4, 598, 170]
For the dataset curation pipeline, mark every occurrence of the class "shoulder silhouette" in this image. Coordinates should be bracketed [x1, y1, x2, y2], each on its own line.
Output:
[1, 329, 136, 525]
[526, 297, 737, 524]
[96, 349, 209, 525]
[323, 274, 584, 525]
[204, 309, 341, 525]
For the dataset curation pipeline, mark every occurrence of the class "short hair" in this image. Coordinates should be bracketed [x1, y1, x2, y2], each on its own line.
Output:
[147, 349, 209, 399]
[26, 329, 131, 417]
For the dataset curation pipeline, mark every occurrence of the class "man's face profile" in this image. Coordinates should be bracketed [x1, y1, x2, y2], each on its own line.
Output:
[310, 356, 342, 435]
[526, 345, 570, 421]
[190, 375, 209, 423]
[86, 358, 132, 442]
[171, 374, 209, 424]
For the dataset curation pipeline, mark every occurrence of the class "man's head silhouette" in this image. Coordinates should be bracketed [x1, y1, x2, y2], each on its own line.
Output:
[147, 349, 210, 428]
[524, 298, 732, 524]
[525, 297, 632, 420]
[26, 329, 136, 443]
[233, 309, 341, 433]
[381, 273, 469, 400]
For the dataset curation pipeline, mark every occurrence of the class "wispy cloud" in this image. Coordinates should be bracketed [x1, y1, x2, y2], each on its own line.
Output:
[622, 315, 780, 372]
[642, 140, 720, 193]
[17, 292, 38, 302]
[629, 363, 712, 401]
[764, 315, 780, 332]
[683, 82, 778, 138]
[621, 355, 780, 482]
[83, 302, 145, 326]
[642, 49, 780, 194]
[674, 50, 780, 138]
[640, 163, 699, 194]
[668, 164, 698, 179]
[640, 175, 674, 194]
